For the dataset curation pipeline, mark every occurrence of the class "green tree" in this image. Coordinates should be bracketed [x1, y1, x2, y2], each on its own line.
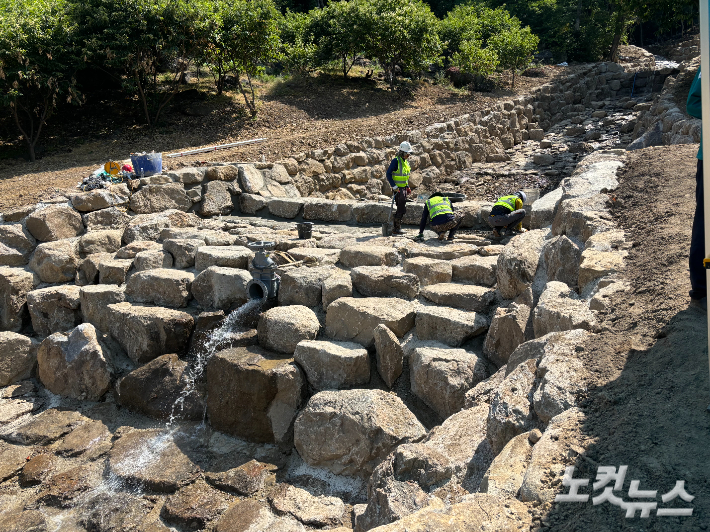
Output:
[451, 39, 498, 77]
[309, 1, 370, 78]
[69, 0, 207, 129]
[489, 25, 539, 86]
[359, 0, 442, 89]
[280, 10, 319, 75]
[0, 0, 80, 162]
[206, 0, 281, 116]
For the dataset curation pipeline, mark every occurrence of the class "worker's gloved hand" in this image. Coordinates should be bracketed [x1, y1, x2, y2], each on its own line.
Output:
[405, 186, 412, 195]
[391, 187, 399, 195]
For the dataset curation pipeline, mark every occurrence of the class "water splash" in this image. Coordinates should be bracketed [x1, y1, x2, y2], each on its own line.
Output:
[168, 298, 263, 426]
[44, 299, 262, 531]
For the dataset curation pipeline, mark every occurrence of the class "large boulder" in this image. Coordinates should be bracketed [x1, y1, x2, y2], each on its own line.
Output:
[322, 271, 352, 308]
[109, 429, 200, 493]
[402, 257, 452, 286]
[83, 206, 131, 232]
[496, 230, 546, 300]
[325, 297, 415, 348]
[106, 302, 194, 364]
[79, 230, 122, 255]
[487, 359, 538, 454]
[163, 238, 204, 269]
[0, 224, 36, 266]
[479, 431, 534, 498]
[356, 445, 446, 531]
[0, 267, 38, 331]
[373, 324, 403, 388]
[410, 346, 488, 419]
[415, 306, 488, 347]
[129, 184, 191, 214]
[303, 200, 353, 222]
[294, 389, 427, 477]
[483, 302, 531, 367]
[192, 267, 252, 310]
[420, 283, 495, 312]
[97, 258, 134, 285]
[530, 188, 563, 229]
[257, 305, 320, 354]
[366, 494, 531, 531]
[339, 245, 400, 268]
[0, 332, 38, 386]
[532, 352, 585, 422]
[351, 266, 419, 300]
[125, 269, 194, 308]
[122, 210, 200, 244]
[134, 249, 174, 271]
[197, 181, 234, 216]
[195, 246, 253, 271]
[293, 340, 369, 390]
[451, 255, 498, 286]
[505, 328, 591, 377]
[26, 285, 82, 337]
[37, 323, 112, 401]
[422, 404, 492, 485]
[79, 285, 125, 333]
[519, 408, 584, 504]
[29, 240, 80, 283]
[542, 235, 582, 289]
[578, 248, 626, 289]
[269, 484, 346, 528]
[117, 353, 204, 421]
[278, 266, 335, 307]
[68, 184, 130, 212]
[205, 345, 304, 444]
[26, 205, 83, 242]
[533, 281, 599, 338]
[551, 194, 614, 243]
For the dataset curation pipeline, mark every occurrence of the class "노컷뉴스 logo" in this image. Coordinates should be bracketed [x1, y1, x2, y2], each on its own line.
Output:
[555, 466, 694, 518]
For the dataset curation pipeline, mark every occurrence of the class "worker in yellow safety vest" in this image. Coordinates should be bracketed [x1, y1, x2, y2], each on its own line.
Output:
[413, 192, 464, 242]
[386, 141, 413, 235]
[488, 191, 528, 238]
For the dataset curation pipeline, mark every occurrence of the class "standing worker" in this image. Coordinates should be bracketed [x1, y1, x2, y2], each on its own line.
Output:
[386, 141, 413, 235]
[414, 192, 464, 241]
[488, 191, 528, 238]
[686, 67, 707, 310]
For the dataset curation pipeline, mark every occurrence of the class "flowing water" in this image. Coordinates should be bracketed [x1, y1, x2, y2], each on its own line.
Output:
[44, 299, 263, 531]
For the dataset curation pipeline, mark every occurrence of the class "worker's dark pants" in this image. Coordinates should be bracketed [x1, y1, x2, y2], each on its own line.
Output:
[487, 209, 526, 230]
[690, 159, 707, 300]
[394, 189, 407, 219]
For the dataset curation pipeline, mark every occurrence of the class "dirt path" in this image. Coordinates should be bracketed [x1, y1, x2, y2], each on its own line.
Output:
[544, 144, 710, 530]
[0, 71, 568, 212]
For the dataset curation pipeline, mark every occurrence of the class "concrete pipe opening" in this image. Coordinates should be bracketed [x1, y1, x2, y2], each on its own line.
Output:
[247, 279, 269, 302]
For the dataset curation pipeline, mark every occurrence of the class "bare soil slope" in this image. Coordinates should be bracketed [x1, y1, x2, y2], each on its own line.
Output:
[545, 144, 710, 531]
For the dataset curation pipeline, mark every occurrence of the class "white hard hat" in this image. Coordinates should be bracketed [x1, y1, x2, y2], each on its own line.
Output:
[399, 141, 413, 153]
[516, 190, 527, 203]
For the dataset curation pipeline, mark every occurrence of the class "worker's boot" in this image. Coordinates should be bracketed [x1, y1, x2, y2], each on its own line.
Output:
[392, 217, 404, 235]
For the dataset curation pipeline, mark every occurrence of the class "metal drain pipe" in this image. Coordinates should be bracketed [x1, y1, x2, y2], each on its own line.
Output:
[246, 241, 280, 301]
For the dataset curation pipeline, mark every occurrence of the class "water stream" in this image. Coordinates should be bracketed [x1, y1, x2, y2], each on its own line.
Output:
[44, 298, 263, 531]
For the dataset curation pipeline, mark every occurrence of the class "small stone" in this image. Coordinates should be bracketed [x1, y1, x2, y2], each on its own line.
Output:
[528, 429, 542, 444]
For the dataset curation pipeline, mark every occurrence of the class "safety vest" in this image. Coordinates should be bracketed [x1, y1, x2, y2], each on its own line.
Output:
[426, 196, 453, 219]
[494, 195, 519, 212]
[392, 156, 410, 188]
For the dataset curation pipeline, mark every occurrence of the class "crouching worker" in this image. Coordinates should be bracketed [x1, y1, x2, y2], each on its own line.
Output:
[488, 190, 528, 238]
[413, 192, 464, 242]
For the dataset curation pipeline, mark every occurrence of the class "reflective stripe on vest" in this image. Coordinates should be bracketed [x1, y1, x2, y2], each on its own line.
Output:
[426, 196, 453, 219]
[392, 156, 410, 187]
[494, 195, 518, 212]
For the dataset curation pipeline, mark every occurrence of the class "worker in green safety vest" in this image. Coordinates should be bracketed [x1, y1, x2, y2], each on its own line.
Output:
[487, 190, 528, 238]
[386, 141, 413, 235]
[413, 192, 464, 242]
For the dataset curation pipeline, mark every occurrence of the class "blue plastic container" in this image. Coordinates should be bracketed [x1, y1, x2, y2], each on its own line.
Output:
[130, 152, 162, 176]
